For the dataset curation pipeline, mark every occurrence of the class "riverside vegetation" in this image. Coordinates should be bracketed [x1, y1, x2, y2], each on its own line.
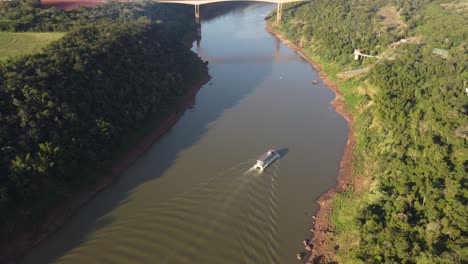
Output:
[270, 0, 467, 263]
[0, 0, 208, 239]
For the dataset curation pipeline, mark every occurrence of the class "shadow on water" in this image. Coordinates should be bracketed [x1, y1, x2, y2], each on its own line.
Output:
[200, 2, 255, 22]
[276, 147, 289, 158]
[195, 3, 266, 48]
[22, 4, 278, 264]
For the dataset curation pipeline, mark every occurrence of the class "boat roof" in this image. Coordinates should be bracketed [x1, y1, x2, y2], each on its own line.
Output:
[257, 150, 277, 162]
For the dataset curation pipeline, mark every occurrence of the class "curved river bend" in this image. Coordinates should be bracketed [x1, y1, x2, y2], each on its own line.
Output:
[23, 4, 347, 264]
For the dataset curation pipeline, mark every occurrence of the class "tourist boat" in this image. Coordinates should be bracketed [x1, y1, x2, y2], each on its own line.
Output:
[254, 150, 280, 170]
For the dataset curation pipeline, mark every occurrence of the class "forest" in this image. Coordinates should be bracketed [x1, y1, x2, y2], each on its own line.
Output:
[272, 0, 467, 263]
[0, 0, 208, 238]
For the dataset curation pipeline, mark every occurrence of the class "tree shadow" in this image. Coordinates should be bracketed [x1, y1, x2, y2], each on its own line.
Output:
[22, 5, 279, 264]
[200, 2, 255, 22]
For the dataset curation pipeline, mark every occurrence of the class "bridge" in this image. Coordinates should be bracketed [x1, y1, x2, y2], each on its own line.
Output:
[353, 49, 381, 60]
[155, 0, 306, 22]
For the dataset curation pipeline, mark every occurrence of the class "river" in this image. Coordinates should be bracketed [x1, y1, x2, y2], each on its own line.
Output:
[23, 3, 347, 263]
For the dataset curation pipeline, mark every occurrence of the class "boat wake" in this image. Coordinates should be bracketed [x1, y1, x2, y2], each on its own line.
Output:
[63, 158, 281, 264]
[243, 166, 258, 176]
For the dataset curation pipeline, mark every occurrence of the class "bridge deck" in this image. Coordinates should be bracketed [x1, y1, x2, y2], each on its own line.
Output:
[156, 0, 305, 5]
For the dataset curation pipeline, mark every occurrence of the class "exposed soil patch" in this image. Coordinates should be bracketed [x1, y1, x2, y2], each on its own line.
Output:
[0, 75, 210, 264]
[377, 6, 403, 27]
[266, 24, 355, 264]
[376, 6, 407, 34]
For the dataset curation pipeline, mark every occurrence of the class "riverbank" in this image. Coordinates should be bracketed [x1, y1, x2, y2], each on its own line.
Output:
[0, 74, 210, 264]
[265, 23, 355, 263]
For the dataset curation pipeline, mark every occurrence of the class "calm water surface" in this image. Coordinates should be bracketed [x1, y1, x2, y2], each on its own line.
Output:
[23, 4, 347, 263]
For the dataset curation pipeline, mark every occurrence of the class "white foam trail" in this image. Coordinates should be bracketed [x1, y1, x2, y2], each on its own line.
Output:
[242, 166, 257, 176]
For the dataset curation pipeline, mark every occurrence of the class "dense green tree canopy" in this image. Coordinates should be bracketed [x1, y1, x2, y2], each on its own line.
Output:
[274, 0, 467, 262]
[0, 1, 207, 238]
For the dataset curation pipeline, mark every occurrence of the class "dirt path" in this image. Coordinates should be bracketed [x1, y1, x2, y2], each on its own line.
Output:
[0, 76, 209, 264]
[265, 24, 355, 264]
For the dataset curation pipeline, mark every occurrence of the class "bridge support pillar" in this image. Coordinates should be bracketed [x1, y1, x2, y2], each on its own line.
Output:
[276, 2, 283, 23]
[194, 4, 200, 23]
[354, 49, 360, 60]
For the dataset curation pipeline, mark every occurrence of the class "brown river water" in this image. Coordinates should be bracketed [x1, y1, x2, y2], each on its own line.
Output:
[23, 3, 347, 263]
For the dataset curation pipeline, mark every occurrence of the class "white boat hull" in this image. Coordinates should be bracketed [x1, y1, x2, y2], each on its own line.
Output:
[254, 151, 280, 170]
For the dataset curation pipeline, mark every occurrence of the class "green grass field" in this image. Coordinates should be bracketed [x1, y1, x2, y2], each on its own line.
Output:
[0, 32, 65, 60]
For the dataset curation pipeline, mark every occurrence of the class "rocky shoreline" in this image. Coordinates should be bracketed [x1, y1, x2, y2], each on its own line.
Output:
[0, 75, 210, 264]
[265, 23, 355, 263]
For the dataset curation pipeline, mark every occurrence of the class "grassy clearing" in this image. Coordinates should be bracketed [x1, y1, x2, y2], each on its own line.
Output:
[376, 6, 405, 28]
[306, 52, 343, 78]
[0, 32, 64, 60]
[307, 51, 366, 112]
[330, 189, 364, 263]
[441, 1, 468, 14]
